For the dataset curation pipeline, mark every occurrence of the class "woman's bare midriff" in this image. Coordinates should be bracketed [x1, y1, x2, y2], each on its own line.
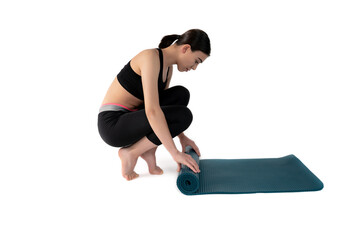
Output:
[101, 76, 144, 110]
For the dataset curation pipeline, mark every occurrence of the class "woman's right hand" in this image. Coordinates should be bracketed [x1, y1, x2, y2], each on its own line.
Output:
[172, 150, 200, 173]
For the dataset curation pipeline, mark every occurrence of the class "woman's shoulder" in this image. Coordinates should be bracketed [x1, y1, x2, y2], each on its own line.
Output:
[134, 48, 158, 60]
[131, 48, 160, 71]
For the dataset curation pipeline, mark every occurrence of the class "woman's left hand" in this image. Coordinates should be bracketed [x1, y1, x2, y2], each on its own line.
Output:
[177, 134, 201, 172]
[179, 134, 201, 157]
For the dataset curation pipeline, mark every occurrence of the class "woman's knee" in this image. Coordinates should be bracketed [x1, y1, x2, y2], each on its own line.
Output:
[163, 105, 193, 127]
[179, 106, 193, 128]
[166, 85, 190, 106]
[176, 86, 190, 106]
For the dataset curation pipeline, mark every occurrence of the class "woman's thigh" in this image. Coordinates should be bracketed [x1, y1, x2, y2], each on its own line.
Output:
[136, 85, 190, 110]
[98, 105, 192, 147]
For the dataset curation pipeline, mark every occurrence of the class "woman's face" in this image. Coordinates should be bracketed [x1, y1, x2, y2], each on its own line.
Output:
[177, 45, 208, 72]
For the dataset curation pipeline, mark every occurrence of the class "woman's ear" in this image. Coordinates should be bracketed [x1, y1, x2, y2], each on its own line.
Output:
[181, 44, 192, 53]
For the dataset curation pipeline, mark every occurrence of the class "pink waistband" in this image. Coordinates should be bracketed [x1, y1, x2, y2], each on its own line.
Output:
[101, 103, 139, 112]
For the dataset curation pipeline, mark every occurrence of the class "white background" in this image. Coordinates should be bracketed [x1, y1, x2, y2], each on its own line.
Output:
[1, 0, 359, 239]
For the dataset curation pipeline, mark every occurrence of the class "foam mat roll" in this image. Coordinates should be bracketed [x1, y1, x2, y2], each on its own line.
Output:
[176, 147, 201, 194]
[176, 146, 324, 195]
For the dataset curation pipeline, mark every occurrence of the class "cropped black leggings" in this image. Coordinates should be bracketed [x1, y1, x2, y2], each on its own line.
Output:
[97, 86, 193, 148]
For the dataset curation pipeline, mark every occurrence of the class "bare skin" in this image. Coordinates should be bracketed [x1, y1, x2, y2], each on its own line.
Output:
[118, 136, 159, 181]
[140, 146, 163, 175]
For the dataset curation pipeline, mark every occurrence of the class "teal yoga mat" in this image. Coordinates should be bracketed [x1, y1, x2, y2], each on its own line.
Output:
[176, 146, 324, 195]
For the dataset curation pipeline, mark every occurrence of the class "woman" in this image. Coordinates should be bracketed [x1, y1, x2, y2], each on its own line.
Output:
[98, 29, 211, 181]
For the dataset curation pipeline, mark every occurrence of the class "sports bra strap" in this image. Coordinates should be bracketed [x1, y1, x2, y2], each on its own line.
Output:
[157, 48, 169, 84]
[157, 48, 164, 77]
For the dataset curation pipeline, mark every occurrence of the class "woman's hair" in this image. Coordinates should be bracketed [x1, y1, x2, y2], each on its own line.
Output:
[158, 29, 211, 56]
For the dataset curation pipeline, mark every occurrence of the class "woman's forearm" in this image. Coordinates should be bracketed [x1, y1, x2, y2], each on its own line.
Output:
[146, 108, 179, 157]
[178, 132, 186, 139]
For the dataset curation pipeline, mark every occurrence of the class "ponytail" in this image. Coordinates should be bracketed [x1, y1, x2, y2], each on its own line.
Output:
[158, 34, 180, 48]
[158, 29, 211, 56]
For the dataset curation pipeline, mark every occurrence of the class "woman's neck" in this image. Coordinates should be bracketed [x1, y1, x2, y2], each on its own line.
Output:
[161, 44, 179, 68]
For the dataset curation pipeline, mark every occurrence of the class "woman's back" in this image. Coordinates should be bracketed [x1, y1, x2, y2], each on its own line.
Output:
[101, 48, 171, 110]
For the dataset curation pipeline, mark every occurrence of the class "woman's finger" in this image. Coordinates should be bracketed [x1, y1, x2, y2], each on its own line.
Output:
[186, 161, 197, 173]
[187, 157, 200, 173]
[186, 157, 198, 173]
[193, 145, 201, 157]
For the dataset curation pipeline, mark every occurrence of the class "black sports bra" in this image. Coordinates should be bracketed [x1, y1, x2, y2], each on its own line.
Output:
[117, 48, 169, 100]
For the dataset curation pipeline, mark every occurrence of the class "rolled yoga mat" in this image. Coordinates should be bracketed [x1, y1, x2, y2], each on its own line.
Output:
[176, 146, 324, 195]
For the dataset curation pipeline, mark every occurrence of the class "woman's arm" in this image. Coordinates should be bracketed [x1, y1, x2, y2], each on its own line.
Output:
[164, 66, 186, 142]
[146, 107, 178, 157]
[140, 50, 199, 173]
[140, 50, 178, 157]
[178, 132, 186, 139]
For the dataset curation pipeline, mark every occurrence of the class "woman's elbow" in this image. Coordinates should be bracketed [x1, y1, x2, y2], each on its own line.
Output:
[145, 106, 161, 119]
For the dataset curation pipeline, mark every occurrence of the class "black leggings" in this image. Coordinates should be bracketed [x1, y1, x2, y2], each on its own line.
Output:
[97, 85, 193, 147]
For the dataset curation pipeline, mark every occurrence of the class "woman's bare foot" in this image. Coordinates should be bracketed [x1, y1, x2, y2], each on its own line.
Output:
[118, 148, 139, 181]
[140, 147, 163, 175]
